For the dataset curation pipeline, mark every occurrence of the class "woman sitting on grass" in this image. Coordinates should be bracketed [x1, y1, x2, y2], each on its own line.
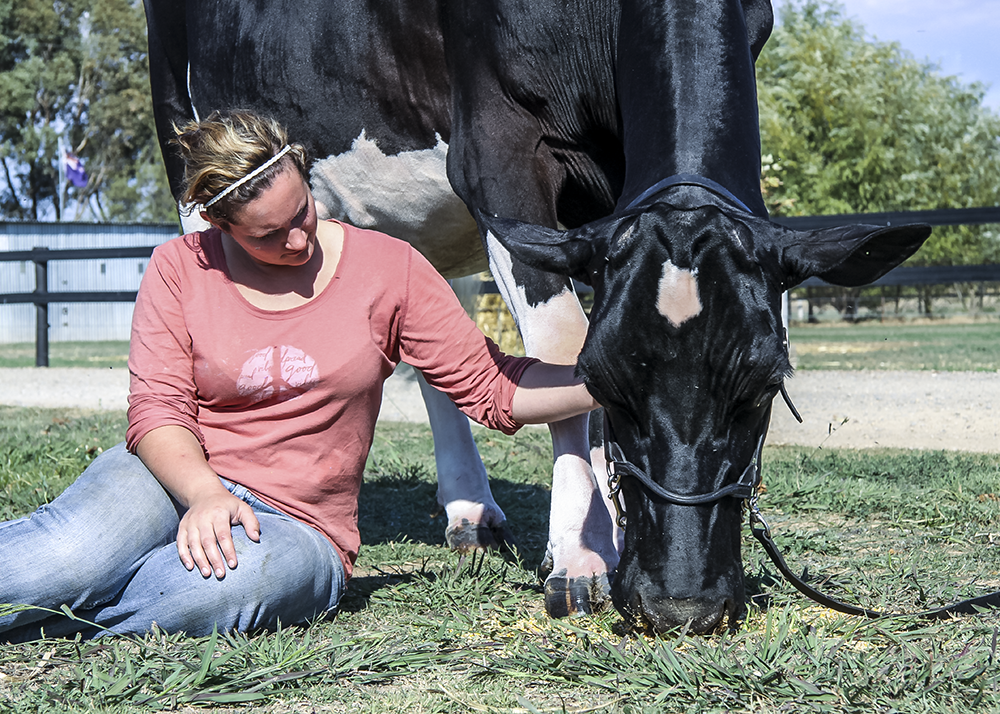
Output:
[0, 111, 597, 642]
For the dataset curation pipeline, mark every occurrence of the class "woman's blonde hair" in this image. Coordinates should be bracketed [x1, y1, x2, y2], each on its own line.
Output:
[171, 111, 309, 226]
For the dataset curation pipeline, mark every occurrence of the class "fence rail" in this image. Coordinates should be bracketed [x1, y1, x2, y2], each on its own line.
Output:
[771, 205, 1000, 230]
[0, 246, 156, 366]
[799, 263, 1000, 288]
[3, 207, 999, 366]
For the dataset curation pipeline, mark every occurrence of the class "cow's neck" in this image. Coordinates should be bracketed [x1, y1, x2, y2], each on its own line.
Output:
[615, 0, 766, 217]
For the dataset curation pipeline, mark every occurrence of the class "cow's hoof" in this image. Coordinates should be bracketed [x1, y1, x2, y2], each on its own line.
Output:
[544, 569, 613, 618]
[445, 518, 517, 554]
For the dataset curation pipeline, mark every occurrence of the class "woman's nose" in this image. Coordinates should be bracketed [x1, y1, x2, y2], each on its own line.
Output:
[286, 229, 308, 250]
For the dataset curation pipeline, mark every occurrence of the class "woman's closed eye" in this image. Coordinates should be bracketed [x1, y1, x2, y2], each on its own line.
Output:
[253, 206, 307, 242]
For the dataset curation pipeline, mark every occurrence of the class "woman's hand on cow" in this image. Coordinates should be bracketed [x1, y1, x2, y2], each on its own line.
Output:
[176, 486, 261, 579]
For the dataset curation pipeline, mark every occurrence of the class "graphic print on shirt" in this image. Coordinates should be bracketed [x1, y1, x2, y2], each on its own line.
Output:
[236, 346, 319, 404]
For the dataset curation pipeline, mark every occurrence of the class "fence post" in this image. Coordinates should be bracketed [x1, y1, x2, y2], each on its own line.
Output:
[33, 248, 49, 367]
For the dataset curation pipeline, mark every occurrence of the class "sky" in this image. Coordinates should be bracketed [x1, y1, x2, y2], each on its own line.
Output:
[778, 0, 1000, 111]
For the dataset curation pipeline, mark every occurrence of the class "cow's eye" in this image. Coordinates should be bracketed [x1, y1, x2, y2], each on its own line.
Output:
[747, 383, 781, 411]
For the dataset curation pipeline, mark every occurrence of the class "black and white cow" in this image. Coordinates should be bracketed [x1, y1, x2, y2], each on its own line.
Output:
[144, 0, 929, 632]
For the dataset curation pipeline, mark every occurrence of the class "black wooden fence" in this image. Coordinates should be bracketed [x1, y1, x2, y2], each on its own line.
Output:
[2, 206, 999, 367]
[0, 246, 155, 367]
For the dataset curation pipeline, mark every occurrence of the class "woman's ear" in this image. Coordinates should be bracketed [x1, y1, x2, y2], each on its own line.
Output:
[200, 210, 229, 233]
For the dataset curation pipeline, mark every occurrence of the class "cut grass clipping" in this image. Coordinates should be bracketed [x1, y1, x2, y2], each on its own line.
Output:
[2, 407, 999, 712]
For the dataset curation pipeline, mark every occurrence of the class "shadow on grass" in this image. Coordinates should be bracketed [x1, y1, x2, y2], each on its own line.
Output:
[352, 463, 551, 614]
[337, 572, 424, 613]
[357, 473, 552, 564]
[338, 552, 545, 615]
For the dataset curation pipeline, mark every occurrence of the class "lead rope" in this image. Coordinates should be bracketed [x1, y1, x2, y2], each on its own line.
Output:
[602, 354, 1000, 620]
[750, 384, 1000, 620]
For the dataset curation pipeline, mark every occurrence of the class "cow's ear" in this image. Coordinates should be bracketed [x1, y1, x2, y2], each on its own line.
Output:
[476, 210, 624, 285]
[772, 223, 931, 289]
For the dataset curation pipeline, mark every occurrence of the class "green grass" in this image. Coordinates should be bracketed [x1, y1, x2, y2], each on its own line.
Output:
[2, 410, 1000, 712]
[0, 342, 130, 369]
[789, 321, 1000, 371]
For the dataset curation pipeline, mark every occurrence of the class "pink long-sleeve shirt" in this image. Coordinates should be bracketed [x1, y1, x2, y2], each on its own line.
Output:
[126, 222, 536, 576]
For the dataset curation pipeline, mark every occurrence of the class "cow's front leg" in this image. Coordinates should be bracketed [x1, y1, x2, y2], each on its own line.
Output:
[486, 234, 619, 616]
[442, 49, 618, 611]
[416, 372, 514, 552]
[542, 412, 619, 616]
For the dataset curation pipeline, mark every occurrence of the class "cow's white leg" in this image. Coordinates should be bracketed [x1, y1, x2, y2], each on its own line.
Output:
[542, 413, 619, 615]
[485, 230, 618, 615]
[415, 371, 514, 552]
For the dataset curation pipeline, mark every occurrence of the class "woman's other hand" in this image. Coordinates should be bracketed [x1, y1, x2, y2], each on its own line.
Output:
[176, 486, 261, 578]
[135, 425, 260, 578]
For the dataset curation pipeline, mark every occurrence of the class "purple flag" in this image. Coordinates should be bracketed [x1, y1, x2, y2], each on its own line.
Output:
[65, 152, 88, 188]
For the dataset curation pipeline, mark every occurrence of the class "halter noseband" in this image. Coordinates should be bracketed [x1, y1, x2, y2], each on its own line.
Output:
[603, 414, 764, 529]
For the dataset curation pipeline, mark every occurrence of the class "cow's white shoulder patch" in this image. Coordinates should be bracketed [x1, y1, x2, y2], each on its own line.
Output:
[309, 131, 484, 277]
[484, 228, 588, 362]
[179, 205, 210, 235]
[657, 260, 701, 327]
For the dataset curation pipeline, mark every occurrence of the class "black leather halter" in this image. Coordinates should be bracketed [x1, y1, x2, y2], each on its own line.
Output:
[604, 171, 766, 525]
[603, 415, 759, 528]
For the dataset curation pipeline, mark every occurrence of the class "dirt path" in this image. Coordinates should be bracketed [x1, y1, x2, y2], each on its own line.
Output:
[767, 370, 998, 453]
[1, 366, 997, 453]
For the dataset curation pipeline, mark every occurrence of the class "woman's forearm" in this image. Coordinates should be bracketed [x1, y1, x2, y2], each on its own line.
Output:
[134, 425, 227, 507]
[511, 362, 600, 424]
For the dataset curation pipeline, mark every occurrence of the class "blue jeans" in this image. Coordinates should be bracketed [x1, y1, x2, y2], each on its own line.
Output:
[0, 443, 345, 642]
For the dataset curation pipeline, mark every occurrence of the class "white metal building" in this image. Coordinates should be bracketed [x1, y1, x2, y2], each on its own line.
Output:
[0, 222, 180, 343]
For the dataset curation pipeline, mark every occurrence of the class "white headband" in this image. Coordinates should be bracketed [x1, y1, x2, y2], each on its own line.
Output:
[204, 144, 292, 207]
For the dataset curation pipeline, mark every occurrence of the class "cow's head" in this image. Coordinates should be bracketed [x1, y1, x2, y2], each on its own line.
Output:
[479, 201, 929, 633]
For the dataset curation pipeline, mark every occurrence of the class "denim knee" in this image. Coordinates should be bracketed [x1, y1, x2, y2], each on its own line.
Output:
[94, 513, 346, 637]
[0, 443, 181, 622]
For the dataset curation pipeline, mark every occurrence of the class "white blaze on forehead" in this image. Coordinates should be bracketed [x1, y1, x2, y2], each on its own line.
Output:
[657, 260, 702, 328]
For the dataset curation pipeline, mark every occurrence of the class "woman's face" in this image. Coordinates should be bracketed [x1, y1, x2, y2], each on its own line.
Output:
[221, 165, 319, 268]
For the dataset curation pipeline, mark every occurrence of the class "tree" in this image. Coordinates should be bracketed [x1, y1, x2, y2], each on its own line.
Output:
[757, 1, 1000, 266]
[0, 0, 78, 219]
[0, 0, 175, 222]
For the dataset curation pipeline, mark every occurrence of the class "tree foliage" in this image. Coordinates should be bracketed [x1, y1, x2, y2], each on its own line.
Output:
[757, 1, 1000, 265]
[0, 0, 175, 222]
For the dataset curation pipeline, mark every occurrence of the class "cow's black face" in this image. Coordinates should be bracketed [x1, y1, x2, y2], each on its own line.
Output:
[478, 201, 929, 634]
[577, 205, 791, 632]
